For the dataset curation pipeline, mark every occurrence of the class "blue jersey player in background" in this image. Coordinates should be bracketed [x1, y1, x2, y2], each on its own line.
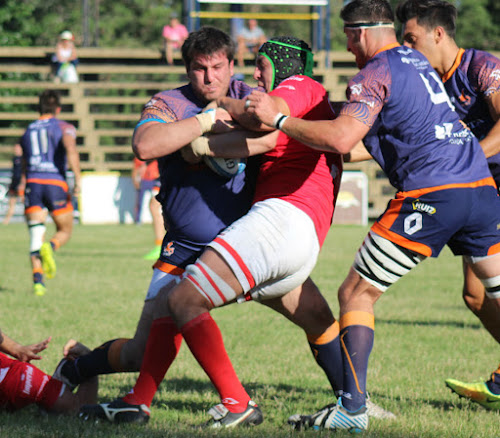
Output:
[397, 0, 500, 411]
[20, 90, 81, 296]
[248, 0, 500, 432]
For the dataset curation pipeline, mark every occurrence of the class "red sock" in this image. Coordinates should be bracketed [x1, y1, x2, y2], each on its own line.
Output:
[123, 317, 182, 407]
[181, 312, 250, 413]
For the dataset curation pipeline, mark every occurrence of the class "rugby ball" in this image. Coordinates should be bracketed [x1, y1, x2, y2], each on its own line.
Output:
[203, 156, 246, 179]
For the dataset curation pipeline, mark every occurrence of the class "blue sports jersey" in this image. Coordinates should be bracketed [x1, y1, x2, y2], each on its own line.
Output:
[20, 116, 76, 181]
[341, 44, 492, 192]
[442, 48, 500, 184]
[137, 79, 258, 268]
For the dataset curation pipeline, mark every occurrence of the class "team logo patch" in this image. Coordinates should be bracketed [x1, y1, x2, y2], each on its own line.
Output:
[162, 241, 175, 257]
[491, 69, 500, 81]
[412, 199, 436, 215]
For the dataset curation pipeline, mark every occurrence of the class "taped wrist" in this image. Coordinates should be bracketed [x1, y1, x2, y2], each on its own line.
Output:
[190, 136, 211, 157]
[195, 109, 216, 134]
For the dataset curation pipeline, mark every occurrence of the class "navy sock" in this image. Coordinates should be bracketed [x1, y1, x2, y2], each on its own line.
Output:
[487, 371, 500, 395]
[340, 312, 374, 412]
[309, 333, 343, 398]
[66, 339, 119, 384]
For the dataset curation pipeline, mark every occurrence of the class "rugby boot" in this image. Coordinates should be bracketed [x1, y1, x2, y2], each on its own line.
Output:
[143, 245, 161, 260]
[33, 283, 46, 296]
[40, 242, 56, 279]
[288, 398, 368, 433]
[204, 400, 263, 428]
[446, 378, 500, 410]
[79, 398, 150, 423]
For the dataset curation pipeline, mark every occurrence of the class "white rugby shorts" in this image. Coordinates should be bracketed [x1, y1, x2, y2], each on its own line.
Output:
[208, 198, 320, 302]
[145, 268, 182, 301]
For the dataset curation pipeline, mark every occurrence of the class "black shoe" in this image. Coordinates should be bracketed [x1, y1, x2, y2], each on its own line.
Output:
[79, 398, 151, 424]
[205, 400, 263, 428]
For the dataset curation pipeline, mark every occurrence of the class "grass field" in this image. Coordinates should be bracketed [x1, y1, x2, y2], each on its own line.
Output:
[1, 222, 499, 438]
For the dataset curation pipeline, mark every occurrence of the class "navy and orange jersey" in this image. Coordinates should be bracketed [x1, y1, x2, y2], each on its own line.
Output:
[253, 75, 342, 247]
[20, 115, 77, 181]
[340, 44, 493, 193]
[136, 79, 258, 269]
[442, 48, 500, 183]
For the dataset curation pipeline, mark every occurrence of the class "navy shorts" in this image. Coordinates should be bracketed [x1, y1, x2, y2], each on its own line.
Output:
[25, 179, 72, 215]
[371, 181, 500, 258]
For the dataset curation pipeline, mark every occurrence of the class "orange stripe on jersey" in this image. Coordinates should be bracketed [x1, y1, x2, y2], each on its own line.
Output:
[153, 260, 185, 275]
[400, 177, 496, 198]
[307, 320, 340, 345]
[340, 311, 375, 330]
[441, 48, 465, 83]
[25, 205, 43, 214]
[371, 222, 433, 256]
[33, 267, 43, 275]
[27, 178, 69, 190]
[213, 237, 255, 289]
[488, 242, 500, 256]
[373, 42, 400, 58]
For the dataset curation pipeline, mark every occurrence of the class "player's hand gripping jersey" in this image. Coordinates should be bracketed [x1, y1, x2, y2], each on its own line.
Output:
[340, 44, 493, 192]
[137, 79, 258, 268]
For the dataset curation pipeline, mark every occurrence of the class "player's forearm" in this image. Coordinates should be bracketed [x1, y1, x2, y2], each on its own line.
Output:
[0, 330, 22, 359]
[279, 116, 357, 155]
[133, 119, 204, 160]
[206, 130, 278, 158]
[218, 97, 271, 132]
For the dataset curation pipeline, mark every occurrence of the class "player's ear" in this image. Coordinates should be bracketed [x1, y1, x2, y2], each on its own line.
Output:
[434, 26, 446, 44]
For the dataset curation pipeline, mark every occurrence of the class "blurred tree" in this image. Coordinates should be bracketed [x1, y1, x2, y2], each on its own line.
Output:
[0, 0, 498, 51]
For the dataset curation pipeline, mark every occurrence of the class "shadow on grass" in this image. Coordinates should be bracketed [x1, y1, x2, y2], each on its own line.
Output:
[376, 318, 481, 330]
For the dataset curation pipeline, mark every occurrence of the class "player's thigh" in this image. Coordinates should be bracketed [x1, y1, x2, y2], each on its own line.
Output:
[209, 198, 320, 301]
[51, 209, 74, 233]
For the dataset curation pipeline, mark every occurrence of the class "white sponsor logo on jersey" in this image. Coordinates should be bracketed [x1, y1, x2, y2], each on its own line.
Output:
[490, 69, 500, 81]
[350, 84, 363, 95]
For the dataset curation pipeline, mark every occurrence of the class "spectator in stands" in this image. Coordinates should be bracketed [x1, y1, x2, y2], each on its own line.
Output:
[52, 31, 79, 83]
[162, 13, 188, 65]
[132, 157, 165, 260]
[236, 19, 267, 67]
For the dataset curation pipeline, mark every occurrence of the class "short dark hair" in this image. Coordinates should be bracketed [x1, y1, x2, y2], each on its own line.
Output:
[341, 0, 394, 24]
[396, 0, 457, 39]
[39, 89, 61, 115]
[181, 26, 235, 69]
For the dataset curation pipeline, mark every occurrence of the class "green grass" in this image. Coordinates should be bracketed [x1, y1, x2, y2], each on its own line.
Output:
[1, 223, 499, 437]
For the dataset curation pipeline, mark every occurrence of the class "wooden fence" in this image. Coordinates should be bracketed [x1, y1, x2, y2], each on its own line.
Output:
[0, 46, 402, 217]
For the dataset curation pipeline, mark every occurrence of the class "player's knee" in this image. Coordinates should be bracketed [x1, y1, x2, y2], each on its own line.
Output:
[167, 279, 211, 321]
[119, 340, 144, 371]
[462, 288, 484, 315]
[28, 221, 46, 254]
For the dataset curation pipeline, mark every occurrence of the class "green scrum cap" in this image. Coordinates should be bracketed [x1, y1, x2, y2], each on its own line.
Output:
[258, 36, 314, 91]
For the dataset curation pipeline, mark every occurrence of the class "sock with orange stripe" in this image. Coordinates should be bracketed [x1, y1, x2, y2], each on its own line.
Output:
[123, 317, 182, 407]
[307, 320, 343, 397]
[487, 364, 500, 394]
[33, 269, 44, 285]
[181, 312, 251, 413]
[340, 311, 374, 412]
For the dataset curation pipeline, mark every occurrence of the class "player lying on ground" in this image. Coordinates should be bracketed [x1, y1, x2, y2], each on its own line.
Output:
[0, 327, 97, 413]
